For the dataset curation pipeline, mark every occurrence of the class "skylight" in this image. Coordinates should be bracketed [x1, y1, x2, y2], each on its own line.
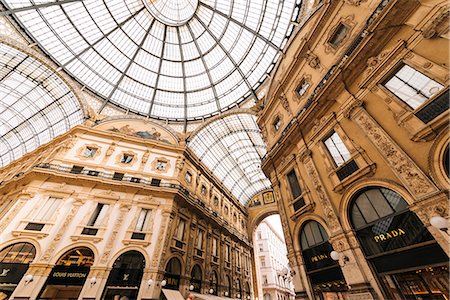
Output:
[2, 0, 301, 121]
[0, 43, 84, 167]
[188, 113, 271, 204]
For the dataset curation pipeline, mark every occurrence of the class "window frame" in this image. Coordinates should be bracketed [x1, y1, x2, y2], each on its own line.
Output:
[323, 131, 351, 167]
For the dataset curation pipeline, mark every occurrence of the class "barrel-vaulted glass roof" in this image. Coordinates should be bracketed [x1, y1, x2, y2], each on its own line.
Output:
[0, 43, 84, 167]
[188, 113, 271, 205]
[1, 0, 301, 121]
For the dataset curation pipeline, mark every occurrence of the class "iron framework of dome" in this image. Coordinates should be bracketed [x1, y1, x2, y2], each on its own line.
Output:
[1, 0, 302, 121]
[0, 42, 85, 167]
[188, 113, 271, 205]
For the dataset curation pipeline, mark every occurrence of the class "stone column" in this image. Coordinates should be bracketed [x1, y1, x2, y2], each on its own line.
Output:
[299, 150, 379, 300]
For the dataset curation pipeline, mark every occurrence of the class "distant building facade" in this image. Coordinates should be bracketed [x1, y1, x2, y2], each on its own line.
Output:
[255, 220, 295, 300]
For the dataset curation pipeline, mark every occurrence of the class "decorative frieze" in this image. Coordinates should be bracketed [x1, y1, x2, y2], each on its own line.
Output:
[100, 204, 130, 265]
[351, 107, 439, 199]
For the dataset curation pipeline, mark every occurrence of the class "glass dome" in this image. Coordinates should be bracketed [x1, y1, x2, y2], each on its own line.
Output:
[2, 0, 301, 121]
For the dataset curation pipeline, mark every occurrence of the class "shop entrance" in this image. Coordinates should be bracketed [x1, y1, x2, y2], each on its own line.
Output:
[299, 221, 348, 300]
[349, 187, 449, 300]
[37, 247, 94, 300]
[0, 242, 36, 299]
[102, 251, 145, 300]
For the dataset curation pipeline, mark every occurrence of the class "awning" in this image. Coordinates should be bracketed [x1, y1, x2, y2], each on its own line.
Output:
[162, 289, 185, 300]
[190, 292, 233, 300]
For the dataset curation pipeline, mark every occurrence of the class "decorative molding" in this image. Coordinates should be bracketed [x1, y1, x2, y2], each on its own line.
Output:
[40, 200, 82, 262]
[353, 108, 438, 198]
[304, 50, 321, 70]
[344, 0, 368, 6]
[279, 93, 291, 114]
[422, 8, 449, 39]
[151, 157, 171, 174]
[0, 199, 26, 233]
[302, 154, 341, 233]
[100, 205, 130, 264]
[324, 15, 356, 54]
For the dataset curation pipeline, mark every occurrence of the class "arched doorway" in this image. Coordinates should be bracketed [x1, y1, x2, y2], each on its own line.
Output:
[299, 221, 348, 299]
[224, 275, 231, 297]
[349, 186, 449, 299]
[190, 264, 202, 293]
[236, 278, 242, 299]
[164, 257, 181, 290]
[102, 251, 145, 299]
[38, 247, 94, 299]
[0, 242, 36, 299]
[209, 270, 218, 295]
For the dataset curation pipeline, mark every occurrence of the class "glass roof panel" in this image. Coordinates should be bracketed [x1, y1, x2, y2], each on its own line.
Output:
[0, 43, 84, 168]
[188, 114, 271, 204]
[1, 0, 300, 121]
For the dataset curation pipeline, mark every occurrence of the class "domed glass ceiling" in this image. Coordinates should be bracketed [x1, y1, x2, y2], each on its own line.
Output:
[2, 0, 301, 121]
[189, 113, 270, 205]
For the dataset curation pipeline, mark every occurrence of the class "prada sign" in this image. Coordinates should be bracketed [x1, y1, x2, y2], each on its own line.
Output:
[302, 242, 336, 271]
[356, 211, 434, 256]
[164, 273, 181, 290]
[47, 266, 90, 285]
[0, 263, 28, 284]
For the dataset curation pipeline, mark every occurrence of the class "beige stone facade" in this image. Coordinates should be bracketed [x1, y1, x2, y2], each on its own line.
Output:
[0, 119, 253, 299]
[256, 0, 449, 299]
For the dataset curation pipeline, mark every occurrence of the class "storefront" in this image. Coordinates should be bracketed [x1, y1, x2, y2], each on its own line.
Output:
[102, 251, 145, 299]
[161, 257, 183, 300]
[349, 187, 449, 299]
[0, 242, 36, 299]
[209, 270, 218, 295]
[300, 221, 348, 300]
[190, 264, 202, 293]
[37, 247, 94, 300]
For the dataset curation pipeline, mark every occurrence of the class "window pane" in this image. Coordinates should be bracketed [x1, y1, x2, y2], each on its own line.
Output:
[325, 132, 351, 167]
[355, 193, 379, 224]
[384, 65, 444, 109]
[135, 208, 150, 231]
[287, 170, 302, 199]
[365, 189, 394, 218]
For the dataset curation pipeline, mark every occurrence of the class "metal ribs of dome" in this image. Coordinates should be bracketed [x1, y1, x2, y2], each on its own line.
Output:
[1, 0, 301, 122]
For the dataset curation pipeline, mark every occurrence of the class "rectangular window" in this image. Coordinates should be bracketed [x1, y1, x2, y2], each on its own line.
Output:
[212, 238, 218, 256]
[83, 147, 97, 158]
[196, 229, 204, 249]
[121, 154, 134, 164]
[259, 244, 264, 252]
[87, 203, 109, 227]
[34, 197, 62, 222]
[176, 219, 185, 241]
[134, 208, 150, 232]
[328, 23, 349, 47]
[112, 172, 124, 181]
[296, 80, 310, 96]
[156, 160, 167, 170]
[150, 178, 161, 186]
[324, 132, 351, 167]
[185, 171, 192, 183]
[273, 117, 282, 131]
[287, 170, 302, 199]
[263, 275, 268, 284]
[383, 65, 444, 109]
[70, 165, 84, 174]
[260, 257, 266, 267]
[225, 244, 230, 261]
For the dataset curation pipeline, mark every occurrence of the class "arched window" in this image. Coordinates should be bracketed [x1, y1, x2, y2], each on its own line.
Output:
[210, 270, 218, 295]
[444, 143, 449, 179]
[300, 221, 329, 250]
[349, 187, 449, 299]
[264, 293, 272, 300]
[350, 187, 408, 229]
[102, 251, 145, 299]
[56, 247, 94, 267]
[0, 242, 36, 264]
[225, 275, 231, 297]
[164, 257, 182, 290]
[190, 264, 202, 292]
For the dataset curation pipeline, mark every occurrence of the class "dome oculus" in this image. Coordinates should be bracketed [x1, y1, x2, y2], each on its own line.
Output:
[144, 0, 199, 26]
[1, 0, 301, 121]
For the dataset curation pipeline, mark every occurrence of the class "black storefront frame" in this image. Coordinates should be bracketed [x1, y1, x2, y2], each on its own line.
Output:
[349, 187, 449, 300]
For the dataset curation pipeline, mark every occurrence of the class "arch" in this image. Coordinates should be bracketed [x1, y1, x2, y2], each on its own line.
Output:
[0, 38, 89, 168]
[339, 178, 415, 231]
[0, 238, 41, 261]
[263, 293, 272, 300]
[299, 220, 329, 250]
[56, 247, 95, 267]
[102, 250, 146, 299]
[428, 127, 450, 189]
[190, 264, 203, 293]
[165, 257, 182, 274]
[224, 274, 232, 297]
[95, 116, 180, 145]
[108, 246, 150, 269]
[292, 213, 331, 252]
[209, 269, 219, 295]
[247, 203, 280, 241]
[0, 242, 36, 264]
[49, 242, 98, 266]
